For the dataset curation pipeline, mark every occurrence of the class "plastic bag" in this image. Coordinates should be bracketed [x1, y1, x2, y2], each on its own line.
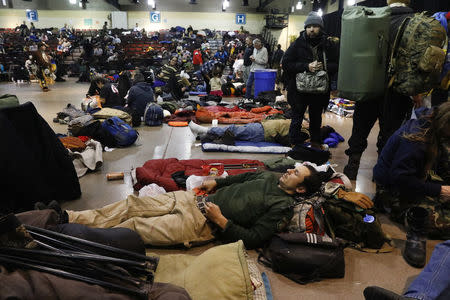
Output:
[138, 183, 167, 197]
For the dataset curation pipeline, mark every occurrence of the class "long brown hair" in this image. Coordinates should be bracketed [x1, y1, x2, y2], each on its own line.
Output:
[403, 102, 450, 176]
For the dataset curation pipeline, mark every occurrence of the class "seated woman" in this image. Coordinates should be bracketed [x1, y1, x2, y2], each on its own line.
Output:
[373, 102, 450, 268]
[189, 119, 309, 146]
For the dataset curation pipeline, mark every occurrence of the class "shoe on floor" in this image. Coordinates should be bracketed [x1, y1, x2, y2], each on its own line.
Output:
[363, 286, 411, 300]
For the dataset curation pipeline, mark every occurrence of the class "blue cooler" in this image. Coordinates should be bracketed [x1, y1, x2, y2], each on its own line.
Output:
[254, 69, 277, 97]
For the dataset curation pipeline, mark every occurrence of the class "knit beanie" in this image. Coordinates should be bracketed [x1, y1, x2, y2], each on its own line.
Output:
[304, 12, 324, 29]
[387, 0, 410, 6]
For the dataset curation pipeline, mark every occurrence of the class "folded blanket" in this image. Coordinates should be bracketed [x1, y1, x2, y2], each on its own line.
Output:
[202, 140, 291, 154]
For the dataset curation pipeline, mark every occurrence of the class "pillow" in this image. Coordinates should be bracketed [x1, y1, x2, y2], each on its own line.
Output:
[152, 241, 253, 300]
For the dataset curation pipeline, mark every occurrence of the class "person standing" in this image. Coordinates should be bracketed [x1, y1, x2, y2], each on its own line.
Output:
[32, 42, 54, 92]
[242, 37, 253, 84]
[244, 39, 268, 99]
[343, 0, 415, 180]
[282, 12, 338, 148]
[271, 44, 284, 69]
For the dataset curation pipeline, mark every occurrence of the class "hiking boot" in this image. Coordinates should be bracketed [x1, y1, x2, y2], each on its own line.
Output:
[363, 286, 412, 300]
[343, 153, 362, 180]
[403, 207, 428, 268]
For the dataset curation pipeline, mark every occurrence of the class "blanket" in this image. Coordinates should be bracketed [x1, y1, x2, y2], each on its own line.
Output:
[134, 158, 265, 191]
[195, 106, 283, 124]
[202, 140, 291, 154]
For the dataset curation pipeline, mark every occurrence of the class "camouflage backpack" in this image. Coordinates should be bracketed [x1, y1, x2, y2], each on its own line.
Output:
[389, 12, 448, 96]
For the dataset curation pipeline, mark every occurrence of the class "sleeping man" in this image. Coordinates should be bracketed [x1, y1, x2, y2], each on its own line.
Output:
[189, 119, 309, 146]
[67, 165, 322, 249]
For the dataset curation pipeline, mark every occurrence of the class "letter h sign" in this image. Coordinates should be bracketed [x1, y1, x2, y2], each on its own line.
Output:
[236, 13, 246, 25]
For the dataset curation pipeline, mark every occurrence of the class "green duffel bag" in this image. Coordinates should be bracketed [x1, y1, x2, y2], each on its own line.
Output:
[0, 94, 20, 109]
[337, 6, 391, 102]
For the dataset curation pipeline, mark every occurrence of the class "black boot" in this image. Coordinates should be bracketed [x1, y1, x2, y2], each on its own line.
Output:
[403, 207, 428, 268]
[343, 153, 362, 180]
[363, 286, 412, 300]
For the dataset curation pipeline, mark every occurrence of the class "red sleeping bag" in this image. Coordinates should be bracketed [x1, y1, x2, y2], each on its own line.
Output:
[134, 158, 265, 191]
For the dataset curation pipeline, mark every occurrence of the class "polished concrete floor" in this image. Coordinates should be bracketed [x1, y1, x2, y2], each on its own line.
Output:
[0, 79, 440, 300]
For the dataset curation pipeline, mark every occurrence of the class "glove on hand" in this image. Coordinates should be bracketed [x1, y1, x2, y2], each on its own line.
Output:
[336, 188, 374, 209]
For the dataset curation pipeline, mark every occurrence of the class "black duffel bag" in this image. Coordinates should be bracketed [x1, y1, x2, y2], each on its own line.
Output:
[258, 232, 345, 284]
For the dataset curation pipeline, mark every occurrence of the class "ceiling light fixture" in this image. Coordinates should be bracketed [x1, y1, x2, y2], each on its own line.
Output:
[69, 0, 76, 4]
[296, 1, 302, 10]
[317, 8, 323, 16]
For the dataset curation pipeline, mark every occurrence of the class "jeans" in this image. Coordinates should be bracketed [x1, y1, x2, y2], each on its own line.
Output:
[208, 123, 265, 142]
[404, 240, 450, 300]
[245, 71, 255, 99]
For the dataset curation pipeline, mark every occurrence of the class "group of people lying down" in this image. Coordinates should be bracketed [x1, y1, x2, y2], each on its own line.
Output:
[26, 102, 449, 300]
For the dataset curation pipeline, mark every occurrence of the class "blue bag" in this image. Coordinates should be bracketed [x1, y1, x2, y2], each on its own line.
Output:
[101, 116, 138, 147]
[144, 103, 164, 126]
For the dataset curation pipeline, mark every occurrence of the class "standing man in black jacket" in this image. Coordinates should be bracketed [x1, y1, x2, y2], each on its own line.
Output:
[343, 0, 415, 180]
[282, 12, 338, 149]
[243, 36, 254, 85]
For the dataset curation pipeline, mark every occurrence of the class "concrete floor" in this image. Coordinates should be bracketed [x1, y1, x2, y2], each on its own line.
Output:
[0, 79, 441, 300]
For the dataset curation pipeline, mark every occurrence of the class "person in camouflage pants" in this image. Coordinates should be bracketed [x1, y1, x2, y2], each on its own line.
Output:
[373, 103, 450, 267]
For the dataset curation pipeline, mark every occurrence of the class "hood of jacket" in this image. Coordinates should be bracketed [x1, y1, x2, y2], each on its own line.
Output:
[134, 81, 153, 92]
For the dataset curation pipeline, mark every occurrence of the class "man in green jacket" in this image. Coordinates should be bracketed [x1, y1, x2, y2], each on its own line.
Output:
[68, 165, 321, 249]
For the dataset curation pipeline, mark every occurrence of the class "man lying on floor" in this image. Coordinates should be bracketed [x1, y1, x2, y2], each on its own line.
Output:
[189, 119, 309, 146]
[67, 165, 322, 249]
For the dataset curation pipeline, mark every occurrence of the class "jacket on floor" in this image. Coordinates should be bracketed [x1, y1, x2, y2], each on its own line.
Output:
[373, 108, 442, 197]
[210, 172, 295, 249]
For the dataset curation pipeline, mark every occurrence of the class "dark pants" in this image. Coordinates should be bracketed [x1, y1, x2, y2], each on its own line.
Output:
[431, 88, 448, 107]
[345, 90, 412, 156]
[288, 87, 329, 145]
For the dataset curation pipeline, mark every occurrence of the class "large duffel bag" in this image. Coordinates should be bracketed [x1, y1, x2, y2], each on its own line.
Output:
[337, 6, 391, 102]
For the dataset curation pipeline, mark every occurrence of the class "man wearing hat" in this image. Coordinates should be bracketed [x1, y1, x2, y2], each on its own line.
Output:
[32, 42, 54, 92]
[282, 11, 338, 149]
[343, 0, 414, 180]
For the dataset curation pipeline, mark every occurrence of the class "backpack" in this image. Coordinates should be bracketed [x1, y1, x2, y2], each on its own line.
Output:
[101, 116, 138, 147]
[287, 194, 328, 236]
[389, 12, 448, 96]
[144, 103, 164, 126]
[337, 6, 391, 102]
[323, 197, 389, 250]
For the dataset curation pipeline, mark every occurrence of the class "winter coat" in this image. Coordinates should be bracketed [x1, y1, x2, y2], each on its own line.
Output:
[282, 31, 338, 98]
[127, 82, 154, 118]
[373, 108, 442, 197]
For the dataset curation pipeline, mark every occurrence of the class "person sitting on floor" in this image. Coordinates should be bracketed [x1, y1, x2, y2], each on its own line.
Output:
[373, 102, 450, 268]
[209, 70, 223, 97]
[125, 72, 154, 118]
[364, 239, 450, 300]
[189, 119, 309, 146]
[159, 56, 188, 100]
[67, 165, 322, 249]
[92, 76, 124, 108]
